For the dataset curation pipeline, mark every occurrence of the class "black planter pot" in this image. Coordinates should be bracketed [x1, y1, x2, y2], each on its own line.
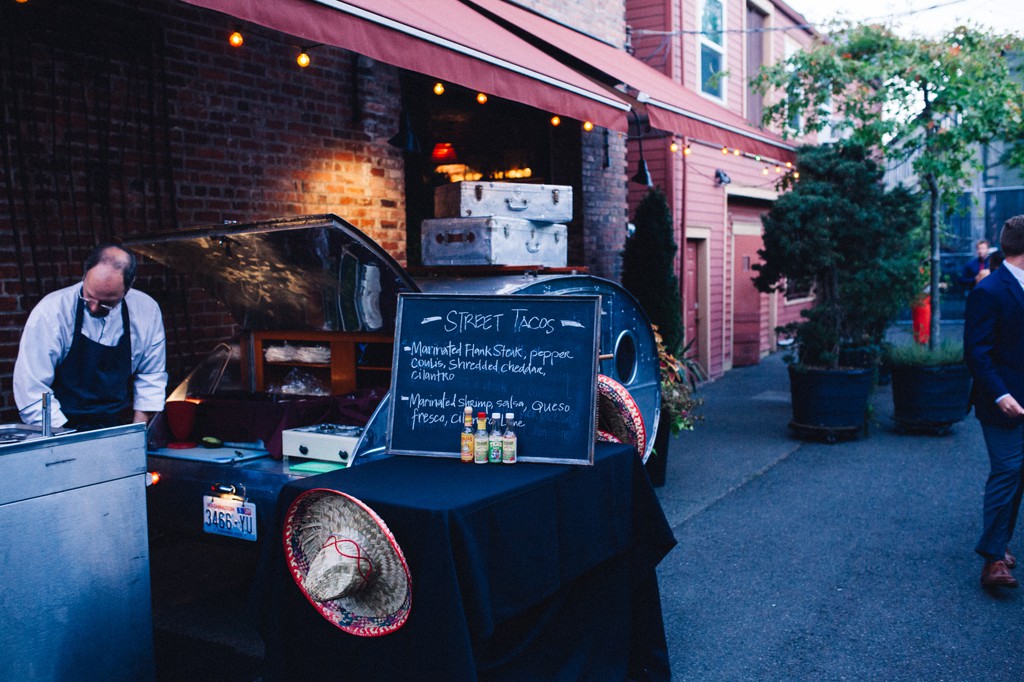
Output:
[891, 363, 971, 434]
[645, 414, 670, 488]
[788, 365, 874, 442]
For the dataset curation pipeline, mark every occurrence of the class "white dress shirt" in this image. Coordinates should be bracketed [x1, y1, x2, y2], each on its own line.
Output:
[13, 283, 168, 427]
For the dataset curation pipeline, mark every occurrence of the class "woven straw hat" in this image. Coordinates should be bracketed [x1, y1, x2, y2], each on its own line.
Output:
[283, 488, 412, 637]
[596, 374, 648, 462]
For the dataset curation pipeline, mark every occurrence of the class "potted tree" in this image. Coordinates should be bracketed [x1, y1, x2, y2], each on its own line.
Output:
[753, 143, 921, 441]
[622, 188, 702, 484]
[888, 341, 971, 434]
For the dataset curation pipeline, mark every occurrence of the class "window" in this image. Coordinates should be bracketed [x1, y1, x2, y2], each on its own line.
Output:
[784, 277, 813, 302]
[783, 37, 801, 133]
[700, 0, 725, 99]
[746, 4, 767, 124]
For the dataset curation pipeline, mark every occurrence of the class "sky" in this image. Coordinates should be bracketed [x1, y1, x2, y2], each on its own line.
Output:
[792, 0, 1024, 38]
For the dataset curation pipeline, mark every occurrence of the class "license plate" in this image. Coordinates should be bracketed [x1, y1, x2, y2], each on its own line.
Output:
[202, 495, 257, 541]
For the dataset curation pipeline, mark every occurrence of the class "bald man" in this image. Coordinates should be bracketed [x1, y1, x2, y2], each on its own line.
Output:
[14, 244, 167, 431]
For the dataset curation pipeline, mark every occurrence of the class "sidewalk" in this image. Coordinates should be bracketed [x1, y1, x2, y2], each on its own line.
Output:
[654, 326, 1024, 680]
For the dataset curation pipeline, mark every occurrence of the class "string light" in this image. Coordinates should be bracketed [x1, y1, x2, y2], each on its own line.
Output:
[296, 50, 311, 68]
[433, 82, 445, 96]
[775, 165, 782, 173]
[785, 161, 793, 168]
[733, 148, 741, 156]
[476, 92, 488, 104]
[228, 31, 244, 48]
[793, 171, 801, 179]
[762, 166, 770, 175]
[683, 144, 692, 156]
[721, 146, 729, 154]
[669, 140, 679, 153]
[582, 121, 594, 132]
[550, 115, 561, 126]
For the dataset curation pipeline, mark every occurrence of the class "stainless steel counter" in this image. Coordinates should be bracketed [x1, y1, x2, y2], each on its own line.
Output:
[0, 423, 155, 681]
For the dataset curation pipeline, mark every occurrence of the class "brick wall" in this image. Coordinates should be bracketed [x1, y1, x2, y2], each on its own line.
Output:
[0, 0, 405, 420]
[511, 0, 627, 45]
[582, 130, 629, 280]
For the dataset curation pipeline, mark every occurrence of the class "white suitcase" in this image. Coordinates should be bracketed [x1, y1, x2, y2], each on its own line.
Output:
[421, 216, 568, 267]
[434, 182, 573, 223]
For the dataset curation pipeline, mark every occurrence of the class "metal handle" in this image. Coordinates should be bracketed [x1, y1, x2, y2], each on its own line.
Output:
[505, 197, 530, 211]
[436, 231, 476, 244]
[525, 228, 541, 253]
[41, 392, 52, 437]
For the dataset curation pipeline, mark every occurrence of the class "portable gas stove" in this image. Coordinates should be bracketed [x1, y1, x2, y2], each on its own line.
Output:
[281, 423, 364, 466]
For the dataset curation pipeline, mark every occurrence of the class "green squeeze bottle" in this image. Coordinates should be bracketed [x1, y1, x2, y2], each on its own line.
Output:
[488, 412, 503, 463]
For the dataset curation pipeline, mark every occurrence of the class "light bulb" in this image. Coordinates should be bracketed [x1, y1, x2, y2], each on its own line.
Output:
[550, 116, 561, 126]
[733, 148, 741, 156]
[683, 145, 692, 156]
[229, 31, 243, 48]
[582, 121, 594, 132]
[721, 146, 729, 154]
[433, 82, 445, 95]
[297, 51, 310, 68]
[669, 141, 679, 153]
[476, 92, 488, 104]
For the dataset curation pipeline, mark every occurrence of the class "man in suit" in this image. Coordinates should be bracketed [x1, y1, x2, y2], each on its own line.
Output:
[960, 239, 992, 291]
[965, 215, 1024, 589]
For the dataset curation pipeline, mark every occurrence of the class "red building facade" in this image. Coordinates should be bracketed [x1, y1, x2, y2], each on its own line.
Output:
[626, 0, 818, 378]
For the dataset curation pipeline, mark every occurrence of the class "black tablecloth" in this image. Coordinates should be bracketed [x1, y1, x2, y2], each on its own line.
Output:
[255, 443, 677, 681]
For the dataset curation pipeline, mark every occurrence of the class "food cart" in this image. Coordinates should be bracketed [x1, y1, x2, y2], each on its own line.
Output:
[128, 214, 660, 543]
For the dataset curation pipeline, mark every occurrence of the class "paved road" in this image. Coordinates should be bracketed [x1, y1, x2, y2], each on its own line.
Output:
[655, 338, 1024, 680]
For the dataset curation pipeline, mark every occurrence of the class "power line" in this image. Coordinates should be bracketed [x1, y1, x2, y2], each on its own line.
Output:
[632, 0, 972, 38]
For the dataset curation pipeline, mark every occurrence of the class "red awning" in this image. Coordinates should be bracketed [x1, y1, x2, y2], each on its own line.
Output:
[463, 0, 796, 163]
[180, 0, 631, 131]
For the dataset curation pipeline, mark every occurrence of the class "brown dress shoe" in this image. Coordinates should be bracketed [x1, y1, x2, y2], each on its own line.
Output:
[1005, 548, 1017, 570]
[982, 560, 1019, 588]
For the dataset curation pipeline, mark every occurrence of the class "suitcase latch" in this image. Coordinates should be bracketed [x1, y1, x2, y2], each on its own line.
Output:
[552, 189, 560, 204]
[474, 184, 484, 201]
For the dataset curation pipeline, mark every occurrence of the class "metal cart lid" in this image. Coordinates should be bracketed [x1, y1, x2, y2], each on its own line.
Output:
[125, 214, 419, 332]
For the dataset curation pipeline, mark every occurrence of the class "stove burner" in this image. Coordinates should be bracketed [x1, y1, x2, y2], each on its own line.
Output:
[311, 423, 363, 436]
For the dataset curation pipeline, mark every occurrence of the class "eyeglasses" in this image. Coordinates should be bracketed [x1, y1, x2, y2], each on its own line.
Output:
[79, 285, 122, 312]
[79, 293, 119, 311]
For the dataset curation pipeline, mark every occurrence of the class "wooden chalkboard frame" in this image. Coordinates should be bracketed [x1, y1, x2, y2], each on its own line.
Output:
[386, 293, 600, 465]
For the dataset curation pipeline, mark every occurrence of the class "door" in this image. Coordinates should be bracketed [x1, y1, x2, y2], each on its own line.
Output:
[732, 232, 763, 366]
[684, 239, 702, 367]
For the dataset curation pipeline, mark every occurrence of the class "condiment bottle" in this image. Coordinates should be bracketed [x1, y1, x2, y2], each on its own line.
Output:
[473, 412, 489, 464]
[502, 412, 517, 464]
[488, 412, 503, 463]
[460, 406, 474, 463]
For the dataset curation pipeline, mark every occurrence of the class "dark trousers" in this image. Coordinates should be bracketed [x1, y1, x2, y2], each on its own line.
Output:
[976, 421, 1024, 560]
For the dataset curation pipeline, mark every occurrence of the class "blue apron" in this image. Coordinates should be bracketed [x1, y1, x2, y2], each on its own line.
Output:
[52, 294, 133, 430]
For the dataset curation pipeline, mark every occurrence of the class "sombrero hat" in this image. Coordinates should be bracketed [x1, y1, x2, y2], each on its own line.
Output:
[283, 488, 412, 637]
[596, 374, 648, 462]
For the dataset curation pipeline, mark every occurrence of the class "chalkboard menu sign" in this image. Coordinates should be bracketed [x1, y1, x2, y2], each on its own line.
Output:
[387, 293, 600, 465]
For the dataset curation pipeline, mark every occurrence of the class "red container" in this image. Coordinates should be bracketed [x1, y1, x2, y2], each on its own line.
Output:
[911, 295, 931, 345]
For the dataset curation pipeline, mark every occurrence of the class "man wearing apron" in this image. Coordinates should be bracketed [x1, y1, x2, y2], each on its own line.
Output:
[13, 244, 167, 431]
